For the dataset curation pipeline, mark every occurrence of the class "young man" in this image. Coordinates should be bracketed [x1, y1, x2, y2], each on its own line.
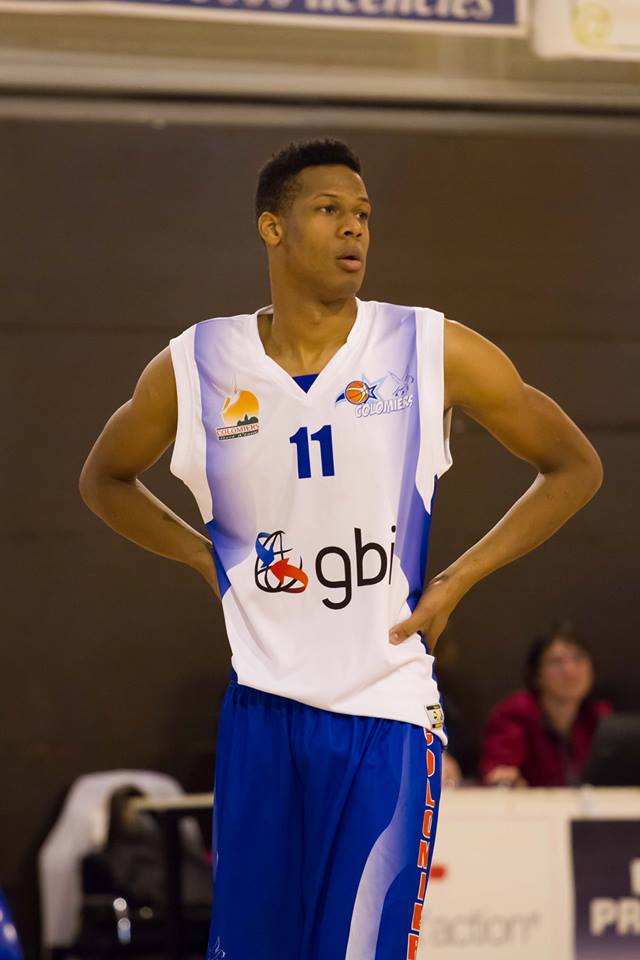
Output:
[79, 139, 603, 959]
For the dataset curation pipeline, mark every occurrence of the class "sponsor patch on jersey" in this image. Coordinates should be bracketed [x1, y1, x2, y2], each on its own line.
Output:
[335, 367, 414, 418]
[252, 525, 397, 609]
[425, 703, 445, 729]
[216, 388, 260, 440]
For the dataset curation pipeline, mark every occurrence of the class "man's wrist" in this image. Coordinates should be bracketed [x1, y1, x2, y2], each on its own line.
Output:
[432, 560, 478, 603]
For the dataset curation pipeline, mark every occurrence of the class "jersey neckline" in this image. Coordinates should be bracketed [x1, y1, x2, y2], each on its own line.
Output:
[247, 297, 368, 404]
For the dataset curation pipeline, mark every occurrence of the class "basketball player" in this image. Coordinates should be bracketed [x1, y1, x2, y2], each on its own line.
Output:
[79, 139, 603, 959]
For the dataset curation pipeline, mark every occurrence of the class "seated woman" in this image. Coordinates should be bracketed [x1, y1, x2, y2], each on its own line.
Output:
[479, 623, 612, 787]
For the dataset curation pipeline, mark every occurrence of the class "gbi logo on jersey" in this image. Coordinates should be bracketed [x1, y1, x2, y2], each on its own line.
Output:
[254, 526, 396, 609]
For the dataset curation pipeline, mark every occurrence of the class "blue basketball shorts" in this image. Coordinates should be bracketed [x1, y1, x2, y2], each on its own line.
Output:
[206, 671, 443, 960]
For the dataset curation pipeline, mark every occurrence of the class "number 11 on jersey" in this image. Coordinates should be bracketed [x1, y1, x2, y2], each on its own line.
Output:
[289, 424, 335, 479]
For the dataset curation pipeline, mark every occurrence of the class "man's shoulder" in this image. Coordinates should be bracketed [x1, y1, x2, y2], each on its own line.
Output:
[171, 309, 252, 341]
[368, 298, 444, 315]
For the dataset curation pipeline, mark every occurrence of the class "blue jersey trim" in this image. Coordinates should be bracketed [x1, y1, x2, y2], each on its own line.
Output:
[292, 372, 319, 393]
[206, 518, 232, 598]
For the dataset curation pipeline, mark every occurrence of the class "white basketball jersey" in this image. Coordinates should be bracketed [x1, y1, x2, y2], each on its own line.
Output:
[169, 297, 453, 742]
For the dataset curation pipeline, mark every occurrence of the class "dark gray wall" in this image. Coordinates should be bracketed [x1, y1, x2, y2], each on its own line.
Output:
[1, 109, 638, 957]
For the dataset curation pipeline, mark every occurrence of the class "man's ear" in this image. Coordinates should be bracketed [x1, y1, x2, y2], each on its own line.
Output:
[258, 212, 283, 248]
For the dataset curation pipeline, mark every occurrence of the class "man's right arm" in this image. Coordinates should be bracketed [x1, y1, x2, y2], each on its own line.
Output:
[78, 346, 220, 599]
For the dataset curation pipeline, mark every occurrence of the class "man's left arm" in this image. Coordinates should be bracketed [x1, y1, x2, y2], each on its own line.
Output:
[389, 318, 603, 648]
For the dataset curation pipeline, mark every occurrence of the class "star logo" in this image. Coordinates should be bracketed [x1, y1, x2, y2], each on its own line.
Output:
[335, 372, 387, 405]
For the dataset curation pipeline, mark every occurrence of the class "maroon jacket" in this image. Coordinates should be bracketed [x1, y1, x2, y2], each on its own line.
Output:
[479, 689, 613, 787]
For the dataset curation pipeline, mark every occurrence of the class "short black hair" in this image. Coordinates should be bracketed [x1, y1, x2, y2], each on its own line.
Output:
[524, 619, 593, 694]
[255, 138, 362, 223]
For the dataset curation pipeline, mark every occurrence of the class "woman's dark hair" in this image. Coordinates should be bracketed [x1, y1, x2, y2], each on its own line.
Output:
[525, 619, 593, 694]
[255, 138, 362, 223]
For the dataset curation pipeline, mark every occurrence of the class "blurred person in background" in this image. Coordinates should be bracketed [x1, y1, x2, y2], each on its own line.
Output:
[479, 621, 612, 787]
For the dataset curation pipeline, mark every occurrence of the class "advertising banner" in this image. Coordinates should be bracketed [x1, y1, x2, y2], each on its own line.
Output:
[533, 0, 640, 61]
[0, 0, 530, 35]
[572, 820, 640, 959]
[418, 804, 563, 958]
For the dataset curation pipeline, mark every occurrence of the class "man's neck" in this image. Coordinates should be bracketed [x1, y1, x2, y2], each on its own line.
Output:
[259, 287, 358, 374]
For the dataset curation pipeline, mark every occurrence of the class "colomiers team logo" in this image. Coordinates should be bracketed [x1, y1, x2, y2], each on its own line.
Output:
[335, 368, 415, 418]
[254, 530, 309, 594]
[215, 385, 260, 440]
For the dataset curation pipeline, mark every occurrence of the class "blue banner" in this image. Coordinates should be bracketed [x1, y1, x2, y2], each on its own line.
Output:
[5, 0, 529, 34]
[572, 820, 640, 959]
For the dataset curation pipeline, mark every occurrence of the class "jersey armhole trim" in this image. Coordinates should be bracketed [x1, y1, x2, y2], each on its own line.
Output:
[416, 308, 453, 481]
[169, 329, 195, 481]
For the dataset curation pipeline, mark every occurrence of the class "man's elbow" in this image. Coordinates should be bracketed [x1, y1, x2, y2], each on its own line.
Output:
[591, 451, 605, 491]
[574, 448, 604, 503]
[78, 462, 99, 509]
[78, 461, 114, 510]
[541, 448, 603, 508]
[79, 459, 137, 509]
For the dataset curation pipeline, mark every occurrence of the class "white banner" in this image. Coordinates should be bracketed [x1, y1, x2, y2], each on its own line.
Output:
[417, 795, 566, 958]
[416, 787, 640, 960]
[533, 0, 640, 60]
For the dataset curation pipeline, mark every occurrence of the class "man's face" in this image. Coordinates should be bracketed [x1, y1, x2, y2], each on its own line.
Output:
[265, 164, 371, 297]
